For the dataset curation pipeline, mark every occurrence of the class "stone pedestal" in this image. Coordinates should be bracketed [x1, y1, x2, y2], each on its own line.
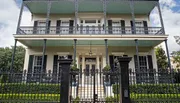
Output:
[59, 59, 72, 103]
[118, 57, 132, 103]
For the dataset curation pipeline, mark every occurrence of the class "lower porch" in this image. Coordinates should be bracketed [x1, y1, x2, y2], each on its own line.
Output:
[23, 44, 158, 78]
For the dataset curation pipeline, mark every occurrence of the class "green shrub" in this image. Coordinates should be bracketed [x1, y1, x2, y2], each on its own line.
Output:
[113, 84, 180, 94]
[0, 94, 60, 102]
[73, 96, 80, 103]
[0, 83, 60, 94]
[105, 95, 119, 103]
[106, 94, 180, 103]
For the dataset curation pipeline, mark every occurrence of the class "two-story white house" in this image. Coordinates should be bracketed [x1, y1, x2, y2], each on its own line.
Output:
[11, 0, 171, 88]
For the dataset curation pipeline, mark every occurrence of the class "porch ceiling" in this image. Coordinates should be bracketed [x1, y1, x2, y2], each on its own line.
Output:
[19, 39, 163, 47]
[24, 0, 157, 14]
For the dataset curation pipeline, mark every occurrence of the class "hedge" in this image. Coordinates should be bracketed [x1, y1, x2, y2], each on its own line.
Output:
[0, 83, 60, 94]
[0, 94, 60, 102]
[106, 94, 180, 103]
[113, 84, 180, 94]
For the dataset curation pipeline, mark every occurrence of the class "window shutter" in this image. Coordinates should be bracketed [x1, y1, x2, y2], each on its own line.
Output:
[130, 21, 135, 34]
[108, 20, 112, 34]
[33, 21, 38, 34]
[143, 21, 148, 34]
[121, 20, 125, 34]
[28, 55, 34, 74]
[53, 55, 58, 74]
[27, 55, 34, 82]
[47, 21, 51, 34]
[147, 55, 154, 83]
[69, 20, 74, 34]
[68, 55, 72, 59]
[43, 55, 47, 73]
[109, 55, 114, 71]
[147, 55, 153, 70]
[80, 25, 83, 34]
[134, 55, 141, 83]
[134, 55, 138, 70]
[56, 20, 61, 34]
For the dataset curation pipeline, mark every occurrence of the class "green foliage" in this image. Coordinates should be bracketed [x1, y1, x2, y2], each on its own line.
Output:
[73, 96, 80, 103]
[0, 83, 60, 94]
[0, 94, 60, 102]
[0, 46, 25, 73]
[103, 65, 111, 71]
[105, 95, 119, 103]
[113, 84, 180, 94]
[71, 60, 79, 71]
[171, 50, 180, 69]
[106, 94, 180, 102]
[155, 46, 168, 69]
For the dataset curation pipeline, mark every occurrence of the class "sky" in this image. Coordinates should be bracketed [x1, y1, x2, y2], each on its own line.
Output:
[0, 0, 180, 53]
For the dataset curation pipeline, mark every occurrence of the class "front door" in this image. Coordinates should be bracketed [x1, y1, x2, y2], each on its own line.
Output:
[85, 63, 96, 75]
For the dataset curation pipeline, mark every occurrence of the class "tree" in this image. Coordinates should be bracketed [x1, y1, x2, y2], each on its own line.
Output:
[0, 46, 25, 73]
[171, 50, 180, 69]
[155, 46, 168, 70]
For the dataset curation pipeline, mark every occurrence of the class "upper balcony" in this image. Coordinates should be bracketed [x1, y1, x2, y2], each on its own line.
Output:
[23, 0, 158, 15]
[18, 26, 163, 35]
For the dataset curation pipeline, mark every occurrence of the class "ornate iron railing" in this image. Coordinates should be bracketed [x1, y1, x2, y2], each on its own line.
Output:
[17, 26, 164, 35]
[0, 69, 179, 102]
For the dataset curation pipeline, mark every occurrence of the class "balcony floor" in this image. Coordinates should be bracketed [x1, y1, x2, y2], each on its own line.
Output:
[16, 35, 167, 47]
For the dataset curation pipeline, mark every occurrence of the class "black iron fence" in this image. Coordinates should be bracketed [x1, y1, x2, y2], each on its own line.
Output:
[0, 71, 61, 102]
[0, 69, 180, 102]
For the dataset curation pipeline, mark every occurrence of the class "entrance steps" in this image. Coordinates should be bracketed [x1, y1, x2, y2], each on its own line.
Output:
[78, 85, 105, 99]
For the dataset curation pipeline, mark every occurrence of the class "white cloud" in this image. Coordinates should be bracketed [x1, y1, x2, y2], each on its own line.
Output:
[0, 0, 179, 53]
[150, 0, 180, 53]
[0, 0, 31, 47]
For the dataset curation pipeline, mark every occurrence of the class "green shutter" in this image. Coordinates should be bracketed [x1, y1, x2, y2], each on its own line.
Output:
[43, 55, 47, 73]
[53, 55, 58, 74]
[33, 21, 38, 34]
[28, 55, 34, 74]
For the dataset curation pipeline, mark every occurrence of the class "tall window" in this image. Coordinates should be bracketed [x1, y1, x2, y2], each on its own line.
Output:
[112, 21, 121, 34]
[135, 21, 144, 34]
[33, 56, 42, 76]
[134, 56, 148, 83]
[37, 21, 46, 34]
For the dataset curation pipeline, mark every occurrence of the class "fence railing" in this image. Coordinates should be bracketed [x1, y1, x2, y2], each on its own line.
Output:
[17, 26, 164, 35]
[0, 71, 61, 102]
[0, 69, 179, 102]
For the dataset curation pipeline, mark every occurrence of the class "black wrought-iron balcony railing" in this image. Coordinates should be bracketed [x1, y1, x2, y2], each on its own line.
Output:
[17, 26, 164, 35]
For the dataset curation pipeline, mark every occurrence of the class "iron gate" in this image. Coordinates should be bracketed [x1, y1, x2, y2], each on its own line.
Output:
[69, 69, 121, 103]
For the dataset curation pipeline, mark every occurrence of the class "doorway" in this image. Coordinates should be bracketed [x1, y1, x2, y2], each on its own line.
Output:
[84, 58, 96, 76]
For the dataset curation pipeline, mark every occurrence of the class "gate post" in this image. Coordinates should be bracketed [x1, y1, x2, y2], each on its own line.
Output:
[59, 58, 72, 103]
[118, 57, 132, 103]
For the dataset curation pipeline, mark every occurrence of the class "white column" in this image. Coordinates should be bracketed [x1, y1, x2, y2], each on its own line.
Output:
[96, 56, 100, 85]
[96, 56, 100, 69]
[151, 48, 159, 83]
[76, 55, 79, 68]
[82, 55, 85, 70]
[103, 56, 106, 68]
[82, 55, 85, 85]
